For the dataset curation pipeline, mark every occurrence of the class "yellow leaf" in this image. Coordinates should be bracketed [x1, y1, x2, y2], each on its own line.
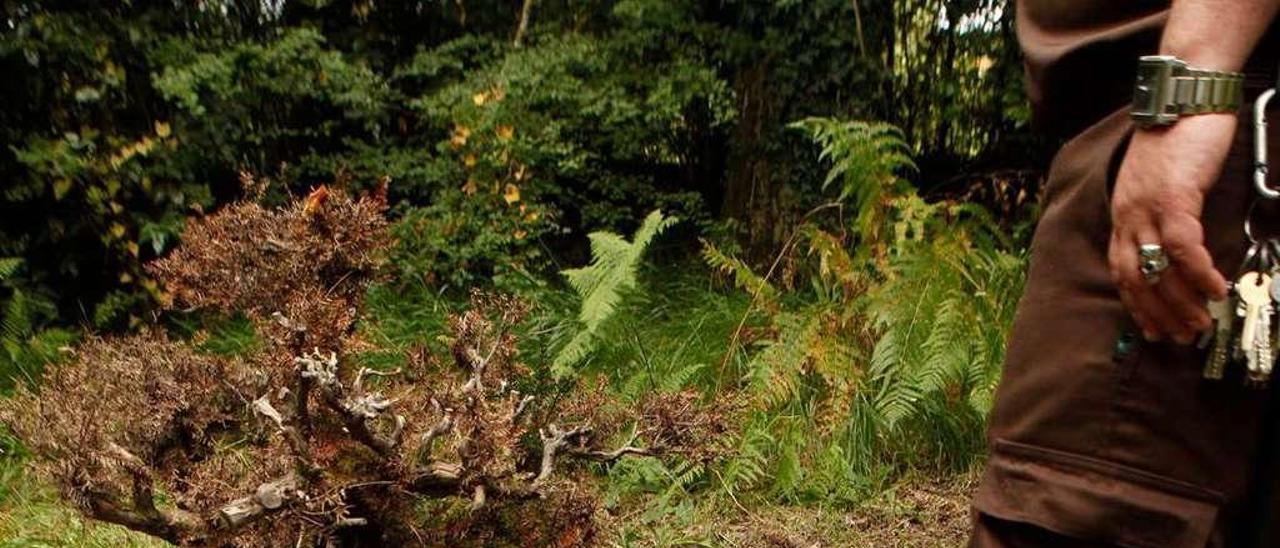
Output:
[450, 125, 471, 148]
[126, 241, 140, 257]
[525, 211, 540, 223]
[472, 92, 488, 106]
[503, 184, 521, 204]
[119, 272, 133, 283]
[463, 153, 477, 168]
[496, 125, 515, 140]
[136, 136, 154, 155]
[52, 178, 72, 199]
[513, 229, 527, 240]
[975, 55, 995, 76]
[461, 178, 478, 195]
[109, 223, 126, 239]
[154, 121, 171, 138]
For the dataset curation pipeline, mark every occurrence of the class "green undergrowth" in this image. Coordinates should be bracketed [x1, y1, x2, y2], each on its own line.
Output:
[0, 438, 163, 548]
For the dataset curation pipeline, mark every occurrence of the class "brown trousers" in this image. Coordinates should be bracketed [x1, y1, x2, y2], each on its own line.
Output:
[970, 90, 1280, 548]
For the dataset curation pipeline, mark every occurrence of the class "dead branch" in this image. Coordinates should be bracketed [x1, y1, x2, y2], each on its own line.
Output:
[298, 350, 396, 457]
[469, 485, 486, 512]
[460, 347, 488, 394]
[534, 425, 591, 485]
[512, 394, 534, 419]
[354, 367, 401, 393]
[408, 462, 465, 494]
[217, 474, 303, 530]
[252, 395, 320, 477]
[97, 443, 203, 542]
[568, 432, 654, 463]
[105, 442, 160, 517]
[416, 412, 455, 464]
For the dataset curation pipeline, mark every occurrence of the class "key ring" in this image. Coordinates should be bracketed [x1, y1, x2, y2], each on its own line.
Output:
[1239, 200, 1268, 278]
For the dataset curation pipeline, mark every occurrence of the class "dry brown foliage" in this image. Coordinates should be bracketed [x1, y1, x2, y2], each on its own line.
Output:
[2, 187, 716, 547]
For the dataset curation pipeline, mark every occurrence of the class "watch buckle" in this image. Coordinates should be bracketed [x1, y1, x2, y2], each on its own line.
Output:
[1131, 55, 1186, 126]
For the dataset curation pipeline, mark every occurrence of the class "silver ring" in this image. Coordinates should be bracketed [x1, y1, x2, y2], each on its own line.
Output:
[1139, 244, 1170, 284]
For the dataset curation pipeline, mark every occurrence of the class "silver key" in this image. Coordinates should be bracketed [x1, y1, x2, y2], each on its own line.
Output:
[1201, 296, 1235, 380]
[1237, 272, 1273, 381]
[1253, 300, 1274, 384]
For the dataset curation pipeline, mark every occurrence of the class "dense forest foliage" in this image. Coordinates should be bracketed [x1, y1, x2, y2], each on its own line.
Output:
[0, 1, 1050, 545]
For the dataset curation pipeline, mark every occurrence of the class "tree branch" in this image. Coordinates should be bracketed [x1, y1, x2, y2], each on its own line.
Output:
[217, 474, 303, 530]
[408, 461, 465, 495]
[298, 350, 397, 457]
[416, 409, 454, 465]
[534, 424, 591, 485]
[513, 0, 536, 47]
[569, 432, 654, 463]
[86, 444, 205, 544]
[252, 395, 320, 478]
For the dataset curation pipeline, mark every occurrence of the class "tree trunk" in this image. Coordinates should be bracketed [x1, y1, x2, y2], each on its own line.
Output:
[514, 0, 536, 47]
[720, 59, 784, 261]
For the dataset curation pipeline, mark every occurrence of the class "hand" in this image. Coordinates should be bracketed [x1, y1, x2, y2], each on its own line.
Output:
[1109, 113, 1235, 344]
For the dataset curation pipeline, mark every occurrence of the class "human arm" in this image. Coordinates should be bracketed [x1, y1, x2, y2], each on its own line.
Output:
[1109, 0, 1280, 343]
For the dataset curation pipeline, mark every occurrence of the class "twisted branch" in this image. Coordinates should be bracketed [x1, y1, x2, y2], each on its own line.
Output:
[252, 395, 320, 477]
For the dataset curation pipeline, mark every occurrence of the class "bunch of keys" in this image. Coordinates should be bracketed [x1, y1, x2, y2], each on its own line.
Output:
[1199, 84, 1280, 385]
[1199, 239, 1280, 385]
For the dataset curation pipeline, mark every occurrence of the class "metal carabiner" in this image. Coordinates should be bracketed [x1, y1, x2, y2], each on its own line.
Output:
[1254, 88, 1280, 199]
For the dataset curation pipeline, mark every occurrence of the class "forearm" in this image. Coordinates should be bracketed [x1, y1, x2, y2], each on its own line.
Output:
[1161, 0, 1279, 71]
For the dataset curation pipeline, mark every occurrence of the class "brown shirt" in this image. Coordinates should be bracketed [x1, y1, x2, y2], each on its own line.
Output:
[1017, 0, 1278, 138]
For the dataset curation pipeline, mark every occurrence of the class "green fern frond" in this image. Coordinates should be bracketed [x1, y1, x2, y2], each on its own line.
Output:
[1, 289, 33, 342]
[0, 258, 21, 281]
[552, 210, 677, 377]
[700, 239, 778, 306]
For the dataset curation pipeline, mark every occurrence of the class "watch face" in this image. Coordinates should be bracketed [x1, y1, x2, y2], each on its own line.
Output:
[1131, 59, 1173, 123]
[1132, 73, 1154, 111]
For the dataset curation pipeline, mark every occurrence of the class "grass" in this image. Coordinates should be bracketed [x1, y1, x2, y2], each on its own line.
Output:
[0, 452, 162, 547]
[605, 467, 979, 547]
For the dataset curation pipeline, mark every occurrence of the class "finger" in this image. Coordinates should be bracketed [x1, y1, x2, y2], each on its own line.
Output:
[1129, 281, 1185, 341]
[1118, 286, 1159, 340]
[1111, 231, 1159, 338]
[1159, 211, 1228, 300]
[1156, 270, 1211, 343]
[1111, 223, 1184, 340]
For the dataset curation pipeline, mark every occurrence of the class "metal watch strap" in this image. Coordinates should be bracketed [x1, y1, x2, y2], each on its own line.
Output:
[1131, 56, 1245, 126]
[1170, 67, 1244, 115]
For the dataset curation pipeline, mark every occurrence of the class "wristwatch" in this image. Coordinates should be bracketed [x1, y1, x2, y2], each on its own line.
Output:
[1130, 55, 1245, 127]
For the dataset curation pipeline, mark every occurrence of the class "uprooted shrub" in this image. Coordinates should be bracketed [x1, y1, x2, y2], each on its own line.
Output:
[2, 187, 720, 546]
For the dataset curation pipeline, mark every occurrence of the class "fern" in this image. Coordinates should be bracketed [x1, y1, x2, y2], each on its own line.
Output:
[700, 239, 778, 307]
[789, 118, 916, 247]
[0, 257, 70, 390]
[0, 258, 21, 281]
[552, 210, 677, 377]
[865, 235, 1025, 466]
[703, 117, 1029, 502]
